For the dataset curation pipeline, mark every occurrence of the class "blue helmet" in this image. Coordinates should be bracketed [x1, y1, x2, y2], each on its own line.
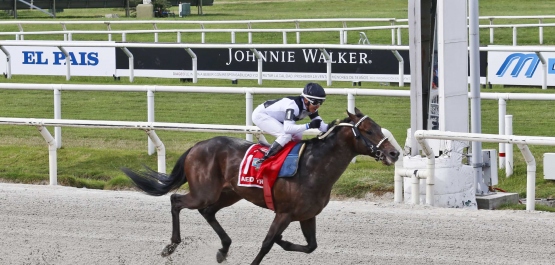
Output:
[301, 83, 326, 105]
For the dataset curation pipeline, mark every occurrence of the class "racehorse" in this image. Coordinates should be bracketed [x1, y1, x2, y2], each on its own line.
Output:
[122, 108, 400, 265]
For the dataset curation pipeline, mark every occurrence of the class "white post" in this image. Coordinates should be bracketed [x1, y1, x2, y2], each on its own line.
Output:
[177, 32, 181, 43]
[319, 48, 332, 86]
[231, 31, 235, 43]
[505, 115, 513, 177]
[58, 47, 71, 81]
[258, 57, 263, 85]
[339, 30, 344, 45]
[348, 92, 356, 163]
[517, 143, 536, 211]
[282, 32, 287, 44]
[390, 21, 395, 45]
[535, 52, 547, 90]
[539, 19, 544, 45]
[343, 21, 348, 44]
[489, 18, 494, 44]
[154, 33, 158, 43]
[107, 23, 112, 42]
[53, 86, 62, 149]
[147, 89, 155, 155]
[498, 98, 506, 169]
[0, 46, 11, 79]
[295, 21, 300, 44]
[245, 91, 253, 142]
[37, 125, 57, 185]
[512, 27, 517, 46]
[411, 173, 419, 205]
[391, 50, 404, 87]
[145, 130, 166, 173]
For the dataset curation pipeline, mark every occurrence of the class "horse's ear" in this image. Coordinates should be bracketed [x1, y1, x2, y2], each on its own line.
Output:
[346, 109, 357, 120]
[354, 107, 363, 116]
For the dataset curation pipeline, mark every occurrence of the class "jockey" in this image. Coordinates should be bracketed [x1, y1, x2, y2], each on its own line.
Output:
[252, 82, 328, 165]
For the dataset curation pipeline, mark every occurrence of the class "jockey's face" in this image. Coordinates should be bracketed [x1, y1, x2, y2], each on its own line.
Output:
[303, 98, 321, 113]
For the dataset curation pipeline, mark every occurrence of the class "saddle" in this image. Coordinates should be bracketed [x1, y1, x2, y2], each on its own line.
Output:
[238, 142, 305, 211]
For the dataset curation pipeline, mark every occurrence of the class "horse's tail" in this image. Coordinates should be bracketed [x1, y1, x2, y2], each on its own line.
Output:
[122, 149, 191, 196]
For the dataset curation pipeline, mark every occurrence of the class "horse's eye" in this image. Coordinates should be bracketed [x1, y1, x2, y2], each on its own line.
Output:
[366, 130, 373, 135]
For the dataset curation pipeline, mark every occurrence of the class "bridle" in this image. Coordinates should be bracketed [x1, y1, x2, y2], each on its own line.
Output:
[318, 115, 388, 161]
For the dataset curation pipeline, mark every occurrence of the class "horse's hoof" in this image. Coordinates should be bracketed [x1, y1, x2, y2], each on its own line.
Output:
[161, 243, 179, 257]
[216, 249, 228, 263]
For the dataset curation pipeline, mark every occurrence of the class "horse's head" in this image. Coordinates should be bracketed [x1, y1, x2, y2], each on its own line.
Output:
[343, 107, 400, 165]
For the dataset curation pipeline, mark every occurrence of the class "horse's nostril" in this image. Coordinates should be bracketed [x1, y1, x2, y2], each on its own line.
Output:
[391, 151, 400, 159]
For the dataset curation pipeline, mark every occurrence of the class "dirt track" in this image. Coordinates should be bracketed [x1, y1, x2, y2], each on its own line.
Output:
[1, 183, 555, 265]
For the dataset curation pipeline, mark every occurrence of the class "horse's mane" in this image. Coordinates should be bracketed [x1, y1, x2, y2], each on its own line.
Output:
[303, 112, 364, 145]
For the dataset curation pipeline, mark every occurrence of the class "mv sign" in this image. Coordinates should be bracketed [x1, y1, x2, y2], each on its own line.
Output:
[0, 41, 115, 77]
[488, 47, 555, 86]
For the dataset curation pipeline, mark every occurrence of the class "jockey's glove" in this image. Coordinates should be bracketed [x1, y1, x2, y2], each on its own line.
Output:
[306, 119, 322, 129]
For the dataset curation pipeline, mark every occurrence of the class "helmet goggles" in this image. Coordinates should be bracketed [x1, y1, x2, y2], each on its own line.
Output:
[302, 94, 325, 106]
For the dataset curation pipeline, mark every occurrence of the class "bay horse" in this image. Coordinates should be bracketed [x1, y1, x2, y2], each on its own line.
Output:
[122, 108, 400, 265]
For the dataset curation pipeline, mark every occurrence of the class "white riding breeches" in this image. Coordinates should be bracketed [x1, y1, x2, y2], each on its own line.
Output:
[252, 106, 303, 146]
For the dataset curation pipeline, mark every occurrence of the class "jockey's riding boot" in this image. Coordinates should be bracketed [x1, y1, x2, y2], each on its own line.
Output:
[257, 142, 283, 165]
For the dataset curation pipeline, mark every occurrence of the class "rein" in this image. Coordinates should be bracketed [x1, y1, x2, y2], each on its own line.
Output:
[318, 115, 388, 161]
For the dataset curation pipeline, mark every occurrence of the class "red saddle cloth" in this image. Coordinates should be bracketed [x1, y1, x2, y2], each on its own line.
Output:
[238, 141, 297, 211]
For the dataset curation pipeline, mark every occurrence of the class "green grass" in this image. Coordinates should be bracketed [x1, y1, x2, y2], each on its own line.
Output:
[1, 0, 555, 211]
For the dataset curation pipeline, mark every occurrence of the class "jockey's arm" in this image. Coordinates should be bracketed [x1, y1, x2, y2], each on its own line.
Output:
[308, 112, 328, 132]
[283, 119, 309, 135]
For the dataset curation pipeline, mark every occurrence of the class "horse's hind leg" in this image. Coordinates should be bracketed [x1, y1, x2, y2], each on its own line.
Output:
[198, 190, 242, 263]
[275, 217, 318, 253]
[162, 192, 218, 257]
[251, 213, 292, 265]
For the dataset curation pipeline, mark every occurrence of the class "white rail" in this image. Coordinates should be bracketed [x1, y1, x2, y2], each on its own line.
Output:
[0, 18, 404, 45]
[482, 15, 555, 44]
[4, 22, 554, 46]
[414, 130, 555, 211]
[1, 15, 554, 46]
[0, 117, 264, 185]
[1, 25, 409, 46]
[2, 84, 554, 205]
[0, 83, 410, 155]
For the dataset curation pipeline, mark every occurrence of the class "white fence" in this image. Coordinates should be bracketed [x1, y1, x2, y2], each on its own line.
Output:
[2, 83, 555, 172]
[0, 18, 405, 45]
[2, 83, 554, 209]
[1, 16, 554, 45]
[0, 25, 408, 46]
[0, 85, 408, 185]
[2, 23, 554, 46]
[413, 130, 555, 211]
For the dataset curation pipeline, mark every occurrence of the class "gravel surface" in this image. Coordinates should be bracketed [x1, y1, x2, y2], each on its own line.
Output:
[1, 183, 555, 265]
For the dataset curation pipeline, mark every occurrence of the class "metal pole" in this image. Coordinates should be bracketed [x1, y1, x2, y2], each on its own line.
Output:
[54, 86, 62, 149]
[147, 89, 155, 155]
[498, 98, 506, 169]
[505, 115, 513, 177]
[469, 0, 486, 195]
[245, 91, 253, 142]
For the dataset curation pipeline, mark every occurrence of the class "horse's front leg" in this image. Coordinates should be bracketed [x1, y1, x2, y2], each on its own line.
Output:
[251, 213, 292, 265]
[275, 217, 317, 253]
[161, 193, 185, 257]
